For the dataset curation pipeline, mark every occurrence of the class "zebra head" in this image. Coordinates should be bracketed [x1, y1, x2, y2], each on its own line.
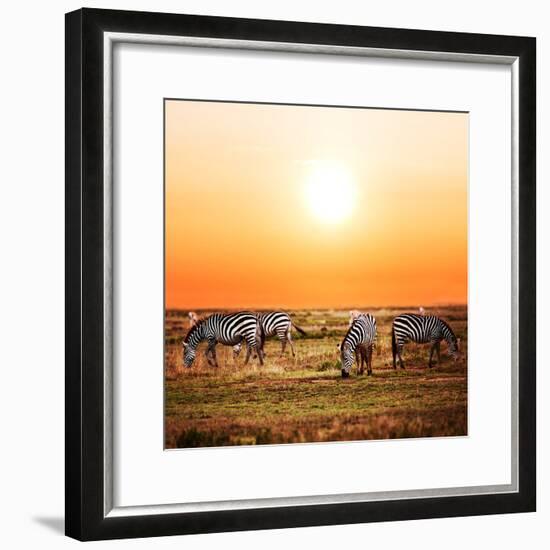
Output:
[182, 341, 196, 367]
[182, 322, 204, 367]
[441, 320, 460, 362]
[232, 342, 243, 358]
[447, 335, 460, 361]
[340, 342, 354, 378]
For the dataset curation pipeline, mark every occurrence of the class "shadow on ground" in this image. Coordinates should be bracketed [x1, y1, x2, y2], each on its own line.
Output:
[33, 516, 64, 535]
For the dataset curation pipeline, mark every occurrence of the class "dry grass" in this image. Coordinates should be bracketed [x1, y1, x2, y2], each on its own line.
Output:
[165, 306, 467, 448]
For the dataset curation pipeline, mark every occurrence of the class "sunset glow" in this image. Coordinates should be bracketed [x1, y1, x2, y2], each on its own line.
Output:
[165, 100, 468, 309]
[304, 161, 357, 224]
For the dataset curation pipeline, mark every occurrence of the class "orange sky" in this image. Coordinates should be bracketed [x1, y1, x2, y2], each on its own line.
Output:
[165, 100, 468, 309]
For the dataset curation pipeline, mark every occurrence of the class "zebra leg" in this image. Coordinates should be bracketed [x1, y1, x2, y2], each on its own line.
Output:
[212, 345, 219, 368]
[429, 343, 436, 368]
[368, 344, 374, 375]
[251, 336, 259, 359]
[205, 342, 216, 367]
[254, 339, 264, 366]
[356, 348, 363, 375]
[244, 336, 263, 366]
[287, 336, 296, 357]
[280, 338, 287, 357]
[208, 342, 219, 368]
[276, 329, 286, 356]
[436, 341, 441, 364]
[397, 344, 405, 369]
[257, 324, 266, 360]
[286, 327, 296, 357]
[244, 344, 252, 365]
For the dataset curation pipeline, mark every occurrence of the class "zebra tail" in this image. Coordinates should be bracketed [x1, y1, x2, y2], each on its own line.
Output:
[292, 322, 307, 336]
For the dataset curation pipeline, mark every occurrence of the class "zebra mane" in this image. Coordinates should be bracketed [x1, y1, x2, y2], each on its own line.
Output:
[342, 324, 354, 343]
[440, 318, 456, 340]
[184, 318, 206, 343]
[343, 315, 362, 343]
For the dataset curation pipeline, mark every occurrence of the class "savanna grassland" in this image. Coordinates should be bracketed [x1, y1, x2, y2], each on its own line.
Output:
[164, 306, 467, 448]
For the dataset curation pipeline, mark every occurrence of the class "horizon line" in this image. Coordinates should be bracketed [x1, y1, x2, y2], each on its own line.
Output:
[166, 303, 468, 312]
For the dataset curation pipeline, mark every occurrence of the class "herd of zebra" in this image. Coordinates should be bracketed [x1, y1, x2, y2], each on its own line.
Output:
[181, 310, 461, 378]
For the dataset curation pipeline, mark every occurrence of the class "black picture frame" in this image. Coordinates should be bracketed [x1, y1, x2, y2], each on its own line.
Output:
[65, 7, 536, 541]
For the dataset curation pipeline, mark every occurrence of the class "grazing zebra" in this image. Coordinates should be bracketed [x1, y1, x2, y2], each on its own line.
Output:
[339, 313, 377, 378]
[391, 314, 460, 369]
[233, 311, 306, 358]
[182, 312, 263, 368]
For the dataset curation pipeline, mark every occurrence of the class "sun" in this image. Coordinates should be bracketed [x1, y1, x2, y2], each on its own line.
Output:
[304, 162, 357, 224]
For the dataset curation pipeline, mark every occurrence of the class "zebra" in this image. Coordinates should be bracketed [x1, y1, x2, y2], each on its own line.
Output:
[391, 314, 460, 369]
[182, 312, 263, 368]
[232, 311, 306, 358]
[339, 313, 377, 378]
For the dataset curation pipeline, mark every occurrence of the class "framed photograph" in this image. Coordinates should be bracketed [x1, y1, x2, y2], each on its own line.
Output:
[65, 8, 536, 541]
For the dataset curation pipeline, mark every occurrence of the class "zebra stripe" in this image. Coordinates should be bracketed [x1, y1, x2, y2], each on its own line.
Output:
[340, 313, 377, 377]
[233, 311, 306, 358]
[182, 312, 263, 368]
[391, 313, 459, 369]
